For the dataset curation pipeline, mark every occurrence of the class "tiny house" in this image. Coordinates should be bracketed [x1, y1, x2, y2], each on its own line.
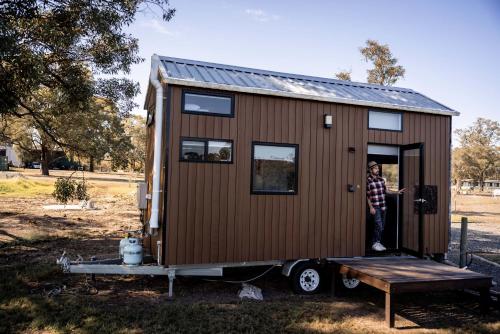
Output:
[62, 55, 495, 326]
[142, 54, 458, 289]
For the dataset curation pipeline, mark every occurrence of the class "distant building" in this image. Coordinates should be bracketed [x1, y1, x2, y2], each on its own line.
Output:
[0, 144, 22, 167]
[484, 179, 500, 189]
[458, 179, 500, 191]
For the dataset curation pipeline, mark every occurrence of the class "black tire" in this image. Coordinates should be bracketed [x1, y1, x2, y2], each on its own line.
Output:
[290, 262, 323, 295]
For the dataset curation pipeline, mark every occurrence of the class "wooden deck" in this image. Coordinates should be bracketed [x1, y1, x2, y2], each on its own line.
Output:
[331, 257, 492, 328]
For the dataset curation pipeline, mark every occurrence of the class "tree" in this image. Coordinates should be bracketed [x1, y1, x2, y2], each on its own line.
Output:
[335, 70, 352, 81]
[0, 0, 175, 146]
[1, 89, 65, 175]
[360, 39, 405, 86]
[453, 118, 500, 191]
[123, 115, 146, 172]
[0, 91, 133, 175]
[57, 97, 133, 172]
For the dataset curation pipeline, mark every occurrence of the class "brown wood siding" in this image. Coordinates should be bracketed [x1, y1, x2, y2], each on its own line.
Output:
[161, 86, 451, 265]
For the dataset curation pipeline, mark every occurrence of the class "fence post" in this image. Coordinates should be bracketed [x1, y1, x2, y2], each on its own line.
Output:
[459, 217, 468, 268]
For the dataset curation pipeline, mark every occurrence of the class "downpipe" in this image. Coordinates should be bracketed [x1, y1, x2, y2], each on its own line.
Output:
[149, 54, 163, 233]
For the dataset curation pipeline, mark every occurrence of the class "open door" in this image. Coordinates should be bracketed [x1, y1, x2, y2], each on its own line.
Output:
[399, 143, 424, 257]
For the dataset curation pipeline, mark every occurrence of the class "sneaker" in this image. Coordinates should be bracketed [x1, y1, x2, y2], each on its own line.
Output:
[372, 242, 386, 252]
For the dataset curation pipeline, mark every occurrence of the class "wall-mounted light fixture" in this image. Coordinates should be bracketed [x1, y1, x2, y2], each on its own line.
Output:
[324, 114, 333, 129]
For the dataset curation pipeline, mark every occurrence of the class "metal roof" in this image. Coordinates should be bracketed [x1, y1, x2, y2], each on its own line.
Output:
[154, 55, 458, 116]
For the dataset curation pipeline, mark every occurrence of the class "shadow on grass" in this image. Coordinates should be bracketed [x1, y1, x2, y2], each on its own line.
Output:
[1, 262, 499, 333]
[342, 285, 500, 331]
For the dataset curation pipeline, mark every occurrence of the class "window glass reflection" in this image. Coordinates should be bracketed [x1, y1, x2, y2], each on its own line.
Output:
[253, 144, 297, 193]
[184, 93, 232, 115]
[208, 141, 232, 162]
[181, 141, 205, 161]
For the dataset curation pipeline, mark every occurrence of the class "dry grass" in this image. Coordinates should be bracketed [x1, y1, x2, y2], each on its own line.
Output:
[0, 178, 54, 197]
[0, 171, 499, 333]
[451, 194, 500, 224]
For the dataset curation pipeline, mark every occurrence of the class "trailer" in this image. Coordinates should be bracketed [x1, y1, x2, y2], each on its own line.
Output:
[59, 55, 493, 326]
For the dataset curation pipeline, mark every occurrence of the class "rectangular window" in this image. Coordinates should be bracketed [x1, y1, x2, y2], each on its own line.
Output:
[252, 142, 298, 195]
[182, 90, 234, 117]
[180, 138, 233, 163]
[368, 110, 403, 131]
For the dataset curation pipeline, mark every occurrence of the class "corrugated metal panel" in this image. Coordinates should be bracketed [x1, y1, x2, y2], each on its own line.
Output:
[158, 56, 456, 114]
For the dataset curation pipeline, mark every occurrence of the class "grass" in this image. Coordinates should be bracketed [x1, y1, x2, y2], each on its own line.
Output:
[1, 263, 499, 334]
[0, 178, 54, 197]
[451, 194, 500, 224]
[0, 172, 498, 333]
[475, 252, 500, 265]
[0, 177, 135, 199]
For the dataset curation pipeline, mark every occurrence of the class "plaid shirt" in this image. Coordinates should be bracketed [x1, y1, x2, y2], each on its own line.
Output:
[367, 174, 387, 210]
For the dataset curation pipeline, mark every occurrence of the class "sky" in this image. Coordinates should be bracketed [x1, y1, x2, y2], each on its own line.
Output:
[125, 0, 500, 141]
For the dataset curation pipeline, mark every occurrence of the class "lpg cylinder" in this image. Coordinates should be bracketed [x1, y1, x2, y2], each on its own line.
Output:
[119, 235, 129, 258]
[123, 238, 143, 266]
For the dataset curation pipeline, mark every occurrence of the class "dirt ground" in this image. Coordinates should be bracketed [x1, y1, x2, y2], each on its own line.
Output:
[449, 193, 500, 266]
[1, 171, 499, 333]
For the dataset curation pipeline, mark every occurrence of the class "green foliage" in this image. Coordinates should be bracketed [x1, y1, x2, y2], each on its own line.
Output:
[360, 39, 405, 86]
[52, 177, 76, 204]
[123, 115, 146, 172]
[453, 118, 500, 189]
[0, 0, 174, 161]
[75, 179, 89, 201]
[52, 175, 89, 204]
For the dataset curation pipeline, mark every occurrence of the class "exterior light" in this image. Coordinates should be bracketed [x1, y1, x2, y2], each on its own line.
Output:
[324, 114, 333, 128]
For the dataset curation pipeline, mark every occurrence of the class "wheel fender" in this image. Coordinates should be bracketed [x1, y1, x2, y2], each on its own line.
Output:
[281, 259, 314, 277]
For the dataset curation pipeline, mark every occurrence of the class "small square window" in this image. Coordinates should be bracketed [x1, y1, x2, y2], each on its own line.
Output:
[252, 143, 298, 195]
[180, 138, 233, 163]
[182, 91, 234, 117]
[207, 141, 232, 162]
[181, 140, 205, 161]
[368, 110, 403, 131]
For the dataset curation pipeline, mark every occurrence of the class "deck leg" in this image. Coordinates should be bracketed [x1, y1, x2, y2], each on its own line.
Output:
[479, 288, 490, 315]
[167, 270, 176, 298]
[385, 292, 395, 328]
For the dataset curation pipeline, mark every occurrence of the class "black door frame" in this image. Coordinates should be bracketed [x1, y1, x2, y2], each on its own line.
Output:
[398, 143, 425, 258]
[365, 143, 403, 253]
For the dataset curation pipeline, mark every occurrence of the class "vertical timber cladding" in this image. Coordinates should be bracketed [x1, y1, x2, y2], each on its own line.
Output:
[368, 113, 451, 254]
[164, 86, 451, 265]
[165, 86, 368, 265]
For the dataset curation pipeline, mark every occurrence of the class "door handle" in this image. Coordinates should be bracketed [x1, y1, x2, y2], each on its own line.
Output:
[414, 198, 427, 203]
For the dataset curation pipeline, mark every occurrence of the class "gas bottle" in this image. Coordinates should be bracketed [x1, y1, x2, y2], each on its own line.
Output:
[119, 235, 129, 258]
[123, 238, 143, 266]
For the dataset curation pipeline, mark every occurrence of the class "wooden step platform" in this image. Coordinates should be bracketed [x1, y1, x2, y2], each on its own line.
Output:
[331, 256, 492, 328]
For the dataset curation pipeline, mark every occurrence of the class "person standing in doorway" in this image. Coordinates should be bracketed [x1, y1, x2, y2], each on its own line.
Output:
[366, 161, 406, 251]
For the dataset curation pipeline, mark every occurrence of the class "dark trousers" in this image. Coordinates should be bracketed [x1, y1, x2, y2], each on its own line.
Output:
[372, 207, 386, 244]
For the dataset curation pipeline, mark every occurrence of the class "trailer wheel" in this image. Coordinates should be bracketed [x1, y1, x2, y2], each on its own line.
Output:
[341, 275, 360, 289]
[291, 262, 322, 295]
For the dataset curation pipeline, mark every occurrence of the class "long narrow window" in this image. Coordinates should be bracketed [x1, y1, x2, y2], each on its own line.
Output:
[251, 142, 298, 195]
[368, 110, 403, 131]
[182, 90, 234, 117]
[180, 138, 233, 163]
